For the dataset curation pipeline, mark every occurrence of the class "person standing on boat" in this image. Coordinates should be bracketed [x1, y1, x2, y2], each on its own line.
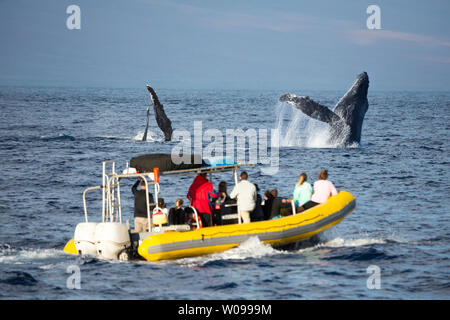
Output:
[187, 173, 222, 227]
[132, 178, 155, 232]
[300, 169, 338, 211]
[230, 171, 257, 224]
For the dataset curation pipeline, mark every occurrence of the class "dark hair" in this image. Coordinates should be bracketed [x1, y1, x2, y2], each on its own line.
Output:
[240, 171, 248, 180]
[297, 172, 307, 185]
[270, 189, 278, 198]
[218, 181, 227, 194]
[158, 198, 165, 206]
[318, 169, 328, 180]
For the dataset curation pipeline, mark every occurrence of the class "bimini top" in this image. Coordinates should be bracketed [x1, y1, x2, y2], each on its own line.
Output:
[130, 154, 251, 176]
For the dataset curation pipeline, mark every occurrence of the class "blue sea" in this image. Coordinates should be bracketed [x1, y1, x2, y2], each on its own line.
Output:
[0, 87, 449, 300]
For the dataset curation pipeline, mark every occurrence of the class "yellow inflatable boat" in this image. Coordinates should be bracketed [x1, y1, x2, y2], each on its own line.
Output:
[63, 155, 355, 262]
[138, 191, 355, 261]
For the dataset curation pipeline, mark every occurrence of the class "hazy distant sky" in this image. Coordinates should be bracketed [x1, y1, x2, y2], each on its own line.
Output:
[1, 0, 449, 90]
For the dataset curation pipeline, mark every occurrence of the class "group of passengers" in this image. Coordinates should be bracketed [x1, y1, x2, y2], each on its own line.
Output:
[131, 169, 338, 232]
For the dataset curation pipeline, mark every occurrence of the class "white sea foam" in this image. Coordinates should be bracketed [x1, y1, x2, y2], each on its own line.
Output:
[295, 236, 390, 254]
[172, 236, 284, 267]
[133, 130, 161, 141]
[319, 237, 387, 248]
[0, 244, 63, 265]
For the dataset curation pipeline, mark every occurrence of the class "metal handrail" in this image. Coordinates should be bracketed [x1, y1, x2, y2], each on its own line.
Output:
[107, 172, 157, 232]
[84, 160, 257, 232]
[188, 206, 201, 229]
[83, 185, 102, 223]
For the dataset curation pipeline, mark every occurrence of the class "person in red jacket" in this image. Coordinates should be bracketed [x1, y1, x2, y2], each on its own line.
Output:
[187, 173, 222, 227]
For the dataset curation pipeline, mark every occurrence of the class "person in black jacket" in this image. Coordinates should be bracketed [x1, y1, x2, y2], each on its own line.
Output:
[132, 178, 155, 232]
[262, 190, 274, 220]
[268, 189, 290, 220]
[212, 181, 231, 226]
[250, 184, 264, 222]
[168, 199, 186, 225]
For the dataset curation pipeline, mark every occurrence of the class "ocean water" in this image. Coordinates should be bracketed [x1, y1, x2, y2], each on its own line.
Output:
[0, 87, 449, 300]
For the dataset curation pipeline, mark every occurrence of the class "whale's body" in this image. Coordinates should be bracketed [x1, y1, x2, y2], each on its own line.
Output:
[143, 85, 173, 142]
[280, 72, 369, 146]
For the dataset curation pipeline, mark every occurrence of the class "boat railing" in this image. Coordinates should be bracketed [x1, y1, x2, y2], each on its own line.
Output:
[107, 172, 159, 232]
[83, 160, 256, 231]
[187, 206, 201, 229]
[82, 186, 102, 223]
[80, 160, 159, 231]
[291, 200, 297, 215]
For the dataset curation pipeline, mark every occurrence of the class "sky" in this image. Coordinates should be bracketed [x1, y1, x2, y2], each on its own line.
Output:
[0, 0, 449, 91]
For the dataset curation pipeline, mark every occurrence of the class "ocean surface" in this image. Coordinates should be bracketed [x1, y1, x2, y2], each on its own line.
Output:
[0, 87, 449, 300]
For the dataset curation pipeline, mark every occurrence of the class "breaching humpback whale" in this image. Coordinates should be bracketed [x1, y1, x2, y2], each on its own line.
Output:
[279, 72, 369, 146]
[143, 85, 173, 141]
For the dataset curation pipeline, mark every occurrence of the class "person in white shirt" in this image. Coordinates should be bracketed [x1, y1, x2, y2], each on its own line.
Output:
[230, 171, 257, 224]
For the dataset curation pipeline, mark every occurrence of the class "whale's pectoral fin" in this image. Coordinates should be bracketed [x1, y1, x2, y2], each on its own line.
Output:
[279, 93, 341, 124]
[142, 107, 150, 141]
[146, 84, 173, 141]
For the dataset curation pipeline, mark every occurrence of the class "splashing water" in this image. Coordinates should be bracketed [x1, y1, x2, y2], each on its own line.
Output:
[133, 130, 161, 142]
[274, 102, 356, 148]
[170, 237, 284, 267]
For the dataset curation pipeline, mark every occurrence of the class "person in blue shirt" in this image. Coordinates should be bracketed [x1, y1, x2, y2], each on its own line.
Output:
[291, 173, 313, 213]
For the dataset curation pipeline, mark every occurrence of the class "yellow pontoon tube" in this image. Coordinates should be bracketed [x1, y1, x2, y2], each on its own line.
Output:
[138, 190, 355, 261]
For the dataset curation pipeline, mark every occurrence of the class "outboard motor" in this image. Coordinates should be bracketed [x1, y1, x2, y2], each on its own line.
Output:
[74, 222, 98, 256]
[95, 222, 131, 260]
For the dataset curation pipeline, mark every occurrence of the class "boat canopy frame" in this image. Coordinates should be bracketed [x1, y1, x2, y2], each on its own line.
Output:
[82, 160, 256, 233]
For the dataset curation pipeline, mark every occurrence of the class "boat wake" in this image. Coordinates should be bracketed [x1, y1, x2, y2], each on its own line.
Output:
[297, 237, 388, 253]
[0, 243, 64, 265]
[169, 234, 405, 267]
[171, 237, 285, 267]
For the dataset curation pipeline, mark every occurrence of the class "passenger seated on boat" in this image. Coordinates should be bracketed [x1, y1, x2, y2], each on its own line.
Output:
[168, 199, 186, 225]
[250, 184, 264, 222]
[184, 206, 203, 229]
[300, 170, 338, 211]
[132, 178, 155, 232]
[262, 190, 274, 220]
[187, 173, 221, 227]
[268, 189, 291, 219]
[287, 173, 313, 214]
[212, 181, 230, 226]
[158, 198, 169, 218]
